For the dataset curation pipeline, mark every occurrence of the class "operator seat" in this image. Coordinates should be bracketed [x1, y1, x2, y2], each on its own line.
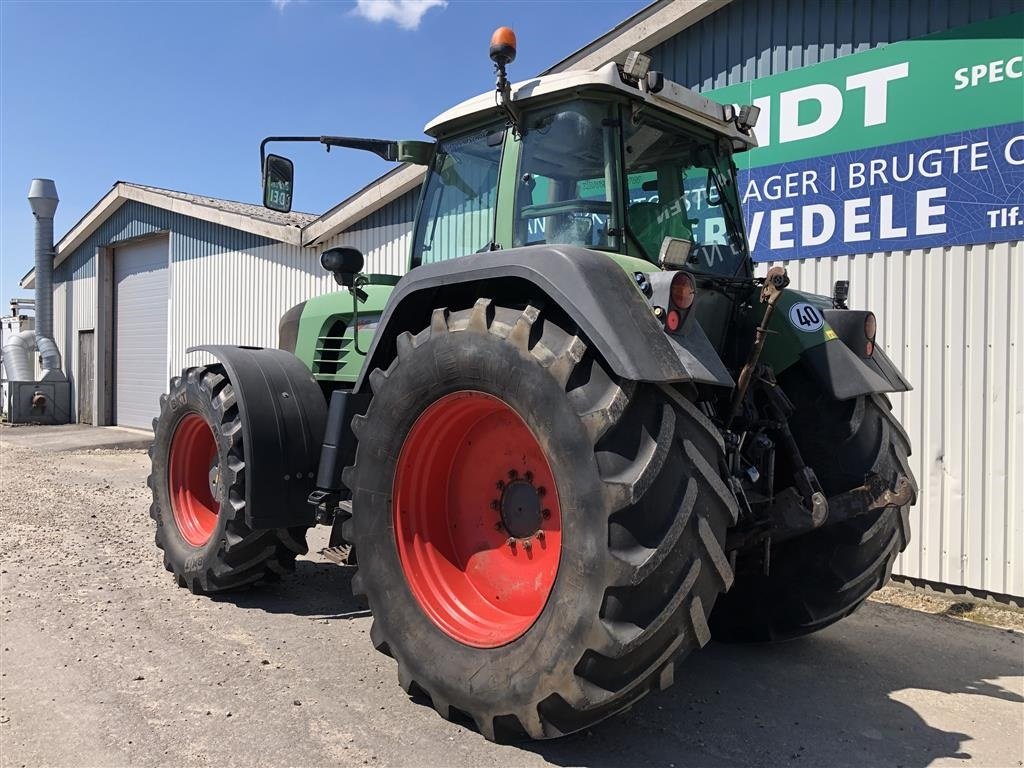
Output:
[628, 200, 694, 263]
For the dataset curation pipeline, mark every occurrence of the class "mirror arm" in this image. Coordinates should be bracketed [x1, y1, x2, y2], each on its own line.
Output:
[261, 136, 433, 169]
[260, 136, 399, 171]
[320, 136, 399, 162]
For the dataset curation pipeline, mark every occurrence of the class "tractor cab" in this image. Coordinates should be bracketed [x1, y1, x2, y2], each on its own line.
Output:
[412, 57, 759, 278]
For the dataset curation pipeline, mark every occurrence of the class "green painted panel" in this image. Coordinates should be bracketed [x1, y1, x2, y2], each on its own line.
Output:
[294, 284, 394, 383]
[493, 130, 520, 250]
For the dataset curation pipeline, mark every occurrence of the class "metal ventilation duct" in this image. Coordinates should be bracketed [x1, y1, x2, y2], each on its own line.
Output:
[28, 178, 58, 342]
[1, 330, 35, 381]
[27, 178, 63, 378]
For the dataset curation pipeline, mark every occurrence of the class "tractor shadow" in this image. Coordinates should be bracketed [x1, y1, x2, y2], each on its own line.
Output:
[212, 559, 371, 620]
[522, 601, 1023, 768]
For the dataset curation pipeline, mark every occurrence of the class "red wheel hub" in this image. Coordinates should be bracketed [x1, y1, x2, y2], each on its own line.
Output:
[393, 391, 562, 648]
[168, 413, 220, 547]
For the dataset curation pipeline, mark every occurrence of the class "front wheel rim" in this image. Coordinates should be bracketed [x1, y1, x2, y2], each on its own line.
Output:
[168, 413, 220, 547]
[393, 391, 563, 648]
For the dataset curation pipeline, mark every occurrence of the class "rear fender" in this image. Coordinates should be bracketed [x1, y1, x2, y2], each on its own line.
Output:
[760, 292, 911, 401]
[805, 309, 912, 400]
[354, 245, 734, 392]
[188, 345, 327, 529]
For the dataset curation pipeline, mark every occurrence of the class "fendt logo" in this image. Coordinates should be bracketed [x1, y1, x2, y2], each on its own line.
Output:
[749, 62, 909, 146]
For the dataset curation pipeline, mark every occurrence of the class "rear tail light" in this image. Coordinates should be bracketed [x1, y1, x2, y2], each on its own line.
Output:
[670, 271, 696, 311]
[864, 312, 876, 356]
[664, 271, 696, 333]
[864, 312, 876, 340]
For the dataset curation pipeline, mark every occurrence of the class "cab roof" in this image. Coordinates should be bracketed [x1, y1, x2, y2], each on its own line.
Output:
[423, 62, 756, 150]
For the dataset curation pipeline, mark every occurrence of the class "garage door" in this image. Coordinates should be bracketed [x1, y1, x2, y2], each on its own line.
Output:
[115, 237, 169, 429]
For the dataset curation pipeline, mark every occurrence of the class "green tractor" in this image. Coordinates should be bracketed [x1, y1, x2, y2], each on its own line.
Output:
[148, 31, 916, 740]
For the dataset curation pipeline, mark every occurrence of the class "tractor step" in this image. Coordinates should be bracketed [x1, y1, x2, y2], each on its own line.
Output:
[320, 544, 354, 566]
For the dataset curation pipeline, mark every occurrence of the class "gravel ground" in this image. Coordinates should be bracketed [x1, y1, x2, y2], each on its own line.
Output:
[1, 432, 1022, 768]
[870, 584, 1024, 632]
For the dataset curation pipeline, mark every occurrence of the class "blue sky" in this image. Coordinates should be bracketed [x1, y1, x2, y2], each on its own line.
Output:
[0, 0, 646, 304]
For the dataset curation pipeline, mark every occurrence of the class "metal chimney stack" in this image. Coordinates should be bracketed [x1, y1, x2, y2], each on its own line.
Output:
[2, 179, 69, 423]
[28, 178, 59, 343]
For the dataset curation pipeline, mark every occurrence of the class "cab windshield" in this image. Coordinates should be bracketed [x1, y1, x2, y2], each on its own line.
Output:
[513, 99, 749, 276]
[411, 125, 504, 268]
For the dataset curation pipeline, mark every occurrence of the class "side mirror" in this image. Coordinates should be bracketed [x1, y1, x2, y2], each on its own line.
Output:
[263, 154, 294, 213]
[321, 246, 364, 287]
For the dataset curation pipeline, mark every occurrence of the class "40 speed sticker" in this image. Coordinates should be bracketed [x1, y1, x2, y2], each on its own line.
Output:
[789, 302, 824, 332]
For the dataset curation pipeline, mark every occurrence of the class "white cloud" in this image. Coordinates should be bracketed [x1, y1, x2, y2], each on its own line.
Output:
[352, 0, 447, 31]
[271, 0, 291, 11]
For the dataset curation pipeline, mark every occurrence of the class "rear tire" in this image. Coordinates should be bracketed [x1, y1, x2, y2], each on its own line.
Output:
[710, 390, 916, 642]
[344, 298, 738, 740]
[148, 365, 309, 593]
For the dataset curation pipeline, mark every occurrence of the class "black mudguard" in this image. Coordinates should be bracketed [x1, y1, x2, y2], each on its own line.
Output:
[802, 310, 912, 400]
[188, 345, 327, 529]
[354, 245, 734, 392]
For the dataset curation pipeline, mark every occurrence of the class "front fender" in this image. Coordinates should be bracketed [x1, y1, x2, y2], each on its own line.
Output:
[353, 245, 734, 392]
[187, 345, 327, 529]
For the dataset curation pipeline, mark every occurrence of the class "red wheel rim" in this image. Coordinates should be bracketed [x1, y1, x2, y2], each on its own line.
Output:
[168, 413, 220, 547]
[393, 391, 562, 648]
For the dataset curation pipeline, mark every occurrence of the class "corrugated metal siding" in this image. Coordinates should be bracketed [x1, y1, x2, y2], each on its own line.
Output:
[51, 200, 336, 409]
[649, 0, 1019, 90]
[52, 197, 418, 393]
[169, 236, 337, 373]
[327, 188, 420, 276]
[54, 237, 98, 421]
[762, 242, 1024, 597]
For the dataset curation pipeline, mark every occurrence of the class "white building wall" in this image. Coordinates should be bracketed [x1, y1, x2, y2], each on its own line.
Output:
[169, 218, 413, 374]
[170, 239, 336, 373]
[766, 241, 1024, 597]
[324, 221, 414, 277]
[52, 252, 97, 420]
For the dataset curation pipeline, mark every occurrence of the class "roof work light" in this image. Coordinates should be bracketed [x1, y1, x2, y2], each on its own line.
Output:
[623, 50, 652, 83]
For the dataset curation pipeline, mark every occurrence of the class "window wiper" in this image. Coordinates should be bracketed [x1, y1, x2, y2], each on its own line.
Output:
[706, 163, 752, 279]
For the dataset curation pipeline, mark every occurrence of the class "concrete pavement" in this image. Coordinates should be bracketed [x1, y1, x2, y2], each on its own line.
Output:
[1, 427, 1021, 767]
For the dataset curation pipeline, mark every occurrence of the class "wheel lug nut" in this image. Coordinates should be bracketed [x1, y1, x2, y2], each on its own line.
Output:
[522, 539, 532, 551]
[537, 486, 546, 497]
[494, 522, 503, 530]
[490, 499, 500, 510]
[508, 469, 518, 480]
[506, 537, 516, 549]
[536, 530, 545, 540]
[496, 480, 505, 491]
[542, 508, 551, 519]
[525, 471, 533, 482]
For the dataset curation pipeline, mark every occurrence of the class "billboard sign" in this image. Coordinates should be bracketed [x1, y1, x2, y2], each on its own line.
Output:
[707, 14, 1024, 261]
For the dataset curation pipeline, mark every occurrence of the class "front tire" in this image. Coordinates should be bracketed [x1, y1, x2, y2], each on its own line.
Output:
[147, 365, 309, 593]
[345, 298, 737, 740]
